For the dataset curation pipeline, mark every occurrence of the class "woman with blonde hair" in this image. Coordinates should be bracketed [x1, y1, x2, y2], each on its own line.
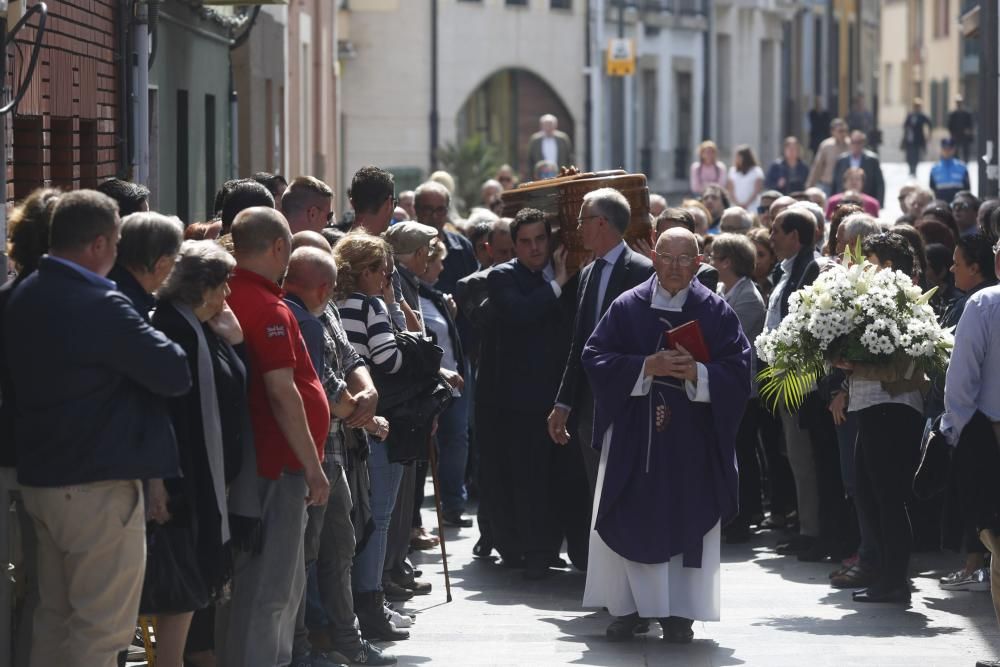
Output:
[689, 140, 728, 195]
[332, 232, 410, 641]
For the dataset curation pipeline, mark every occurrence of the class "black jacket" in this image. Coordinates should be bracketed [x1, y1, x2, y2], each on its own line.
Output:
[832, 151, 885, 206]
[554, 246, 653, 410]
[437, 230, 478, 296]
[5, 257, 191, 486]
[778, 246, 822, 321]
[486, 259, 576, 413]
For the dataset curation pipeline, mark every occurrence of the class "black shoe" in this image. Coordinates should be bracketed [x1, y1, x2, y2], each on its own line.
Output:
[355, 592, 409, 642]
[605, 613, 650, 642]
[776, 535, 814, 555]
[976, 660, 1000, 667]
[390, 568, 432, 595]
[381, 580, 414, 602]
[852, 586, 911, 604]
[473, 538, 495, 559]
[549, 555, 569, 568]
[400, 578, 431, 595]
[659, 616, 694, 644]
[442, 511, 473, 528]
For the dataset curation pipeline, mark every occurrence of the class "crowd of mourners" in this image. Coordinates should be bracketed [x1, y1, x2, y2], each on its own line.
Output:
[2, 106, 1000, 667]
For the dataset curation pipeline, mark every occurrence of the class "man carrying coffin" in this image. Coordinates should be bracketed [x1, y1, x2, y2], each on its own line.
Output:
[581, 227, 751, 643]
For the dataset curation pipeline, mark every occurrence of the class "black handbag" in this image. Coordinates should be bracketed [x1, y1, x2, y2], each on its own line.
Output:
[913, 425, 952, 500]
[139, 516, 210, 614]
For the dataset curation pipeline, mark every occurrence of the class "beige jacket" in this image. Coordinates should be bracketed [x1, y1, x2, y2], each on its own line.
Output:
[806, 137, 849, 188]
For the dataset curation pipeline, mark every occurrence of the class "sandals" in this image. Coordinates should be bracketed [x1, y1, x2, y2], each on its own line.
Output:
[830, 564, 876, 589]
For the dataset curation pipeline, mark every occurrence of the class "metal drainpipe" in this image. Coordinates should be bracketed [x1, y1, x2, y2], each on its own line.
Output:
[119, 0, 133, 178]
[584, 0, 592, 171]
[132, 0, 150, 185]
[430, 0, 439, 172]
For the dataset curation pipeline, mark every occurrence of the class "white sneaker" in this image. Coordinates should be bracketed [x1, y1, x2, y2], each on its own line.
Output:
[940, 567, 990, 592]
[383, 602, 413, 628]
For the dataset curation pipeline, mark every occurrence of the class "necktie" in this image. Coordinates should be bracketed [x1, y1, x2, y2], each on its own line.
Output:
[583, 258, 607, 334]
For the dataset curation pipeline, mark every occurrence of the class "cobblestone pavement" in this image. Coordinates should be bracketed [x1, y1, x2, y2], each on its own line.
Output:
[387, 500, 997, 667]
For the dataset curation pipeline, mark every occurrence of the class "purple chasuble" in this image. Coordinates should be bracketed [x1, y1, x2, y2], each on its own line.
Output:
[582, 274, 751, 567]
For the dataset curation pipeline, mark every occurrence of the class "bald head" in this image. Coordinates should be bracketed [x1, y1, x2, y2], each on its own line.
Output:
[653, 227, 701, 295]
[656, 227, 700, 255]
[285, 246, 337, 288]
[283, 246, 338, 315]
[232, 206, 292, 255]
[769, 196, 797, 221]
[291, 230, 333, 253]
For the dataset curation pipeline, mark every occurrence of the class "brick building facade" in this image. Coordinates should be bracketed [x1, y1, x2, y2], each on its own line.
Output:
[5, 0, 121, 202]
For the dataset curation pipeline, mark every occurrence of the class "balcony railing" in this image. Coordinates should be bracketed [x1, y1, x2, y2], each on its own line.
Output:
[639, 0, 709, 16]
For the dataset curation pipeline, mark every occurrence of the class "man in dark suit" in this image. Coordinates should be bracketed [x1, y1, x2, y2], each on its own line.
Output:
[549, 189, 654, 491]
[832, 131, 885, 207]
[484, 207, 585, 579]
[5, 190, 191, 667]
[527, 114, 574, 176]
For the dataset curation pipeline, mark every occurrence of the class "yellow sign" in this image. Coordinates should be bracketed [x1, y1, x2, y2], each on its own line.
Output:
[606, 38, 635, 77]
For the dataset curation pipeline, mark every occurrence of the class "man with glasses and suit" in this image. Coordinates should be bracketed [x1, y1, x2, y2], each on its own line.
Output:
[548, 188, 654, 493]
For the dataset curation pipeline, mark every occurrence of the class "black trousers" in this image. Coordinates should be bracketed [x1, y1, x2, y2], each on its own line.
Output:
[493, 409, 589, 567]
[804, 394, 850, 551]
[731, 399, 763, 529]
[855, 403, 923, 589]
[758, 404, 797, 517]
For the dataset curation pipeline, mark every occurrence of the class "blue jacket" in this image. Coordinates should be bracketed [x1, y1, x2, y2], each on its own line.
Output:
[930, 158, 970, 204]
[5, 257, 191, 486]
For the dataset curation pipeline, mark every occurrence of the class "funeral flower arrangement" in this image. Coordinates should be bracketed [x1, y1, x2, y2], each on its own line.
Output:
[755, 254, 954, 411]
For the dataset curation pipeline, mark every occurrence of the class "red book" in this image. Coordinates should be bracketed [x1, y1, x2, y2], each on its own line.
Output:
[665, 320, 711, 363]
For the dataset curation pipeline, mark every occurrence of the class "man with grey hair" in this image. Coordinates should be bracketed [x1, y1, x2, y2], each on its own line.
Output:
[108, 212, 183, 322]
[414, 181, 478, 294]
[835, 212, 882, 255]
[581, 226, 750, 643]
[281, 176, 335, 234]
[549, 187, 654, 497]
[480, 179, 502, 208]
[218, 207, 330, 667]
[528, 113, 574, 173]
[719, 206, 754, 234]
[649, 194, 668, 218]
[789, 201, 827, 252]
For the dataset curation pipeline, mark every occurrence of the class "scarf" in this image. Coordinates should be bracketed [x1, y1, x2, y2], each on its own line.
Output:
[175, 304, 230, 542]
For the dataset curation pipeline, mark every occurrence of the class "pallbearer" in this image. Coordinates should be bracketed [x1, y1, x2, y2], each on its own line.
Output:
[581, 228, 751, 643]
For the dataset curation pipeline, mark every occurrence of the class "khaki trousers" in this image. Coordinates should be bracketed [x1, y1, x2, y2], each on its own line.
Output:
[980, 529, 1000, 627]
[22, 480, 146, 667]
[779, 406, 819, 537]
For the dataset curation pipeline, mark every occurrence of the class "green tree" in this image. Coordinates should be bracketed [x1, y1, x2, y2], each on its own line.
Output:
[436, 135, 502, 217]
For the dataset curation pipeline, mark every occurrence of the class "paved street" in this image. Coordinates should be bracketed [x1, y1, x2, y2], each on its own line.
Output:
[391, 499, 997, 667]
[877, 160, 978, 222]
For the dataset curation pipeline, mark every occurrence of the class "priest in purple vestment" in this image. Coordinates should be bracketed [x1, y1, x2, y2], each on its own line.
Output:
[580, 227, 751, 643]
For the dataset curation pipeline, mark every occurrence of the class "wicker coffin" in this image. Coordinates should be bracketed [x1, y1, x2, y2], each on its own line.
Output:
[499, 169, 652, 272]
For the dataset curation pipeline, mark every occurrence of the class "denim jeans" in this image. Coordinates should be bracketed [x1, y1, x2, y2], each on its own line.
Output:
[352, 439, 403, 594]
[437, 385, 470, 515]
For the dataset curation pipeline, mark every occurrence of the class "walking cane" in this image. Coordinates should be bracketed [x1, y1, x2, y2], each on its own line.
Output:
[427, 434, 453, 603]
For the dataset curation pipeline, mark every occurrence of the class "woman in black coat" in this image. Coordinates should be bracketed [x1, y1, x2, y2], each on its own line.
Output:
[147, 240, 254, 667]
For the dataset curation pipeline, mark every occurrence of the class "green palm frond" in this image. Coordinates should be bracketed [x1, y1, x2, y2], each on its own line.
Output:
[757, 364, 822, 413]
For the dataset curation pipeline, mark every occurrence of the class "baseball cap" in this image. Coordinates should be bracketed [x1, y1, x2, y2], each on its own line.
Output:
[384, 221, 438, 255]
[941, 137, 955, 148]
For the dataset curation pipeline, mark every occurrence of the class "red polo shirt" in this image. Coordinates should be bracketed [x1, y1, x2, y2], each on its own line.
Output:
[227, 267, 329, 479]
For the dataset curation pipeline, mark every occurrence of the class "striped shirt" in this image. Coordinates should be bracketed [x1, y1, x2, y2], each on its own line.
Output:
[336, 292, 402, 375]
